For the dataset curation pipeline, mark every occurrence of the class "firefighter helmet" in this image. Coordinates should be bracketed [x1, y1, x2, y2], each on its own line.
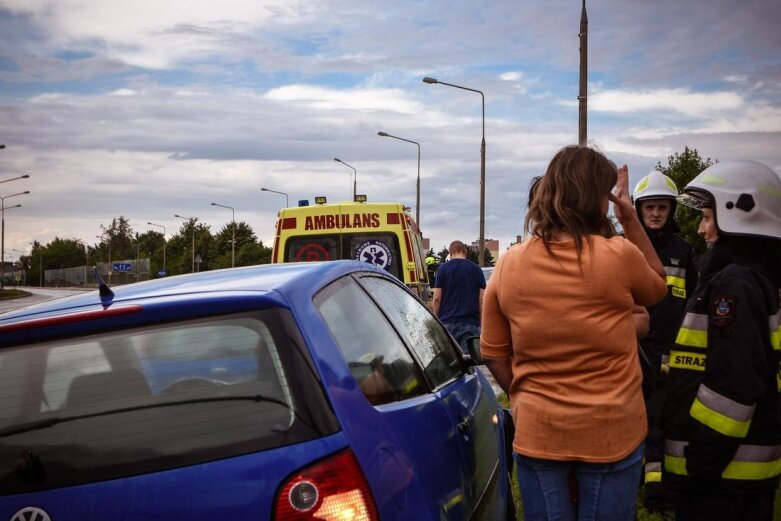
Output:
[633, 171, 679, 227]
[633, 171, 678, 203]
[677, 160, 781, 240]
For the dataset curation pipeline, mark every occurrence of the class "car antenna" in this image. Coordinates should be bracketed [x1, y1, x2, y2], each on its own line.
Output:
[93, 267, 115, 306]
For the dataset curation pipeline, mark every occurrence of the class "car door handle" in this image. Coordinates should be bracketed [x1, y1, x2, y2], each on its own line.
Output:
[457, 417, 470, 434]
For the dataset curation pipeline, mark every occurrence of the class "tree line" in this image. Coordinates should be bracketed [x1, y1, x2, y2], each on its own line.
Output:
[21, 216, 272, 285]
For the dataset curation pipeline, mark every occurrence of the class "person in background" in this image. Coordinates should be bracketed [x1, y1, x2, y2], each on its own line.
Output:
[481, 145, 667, 520]
[425, 254, 439, 291]
[662, 160, 781, 521]
[632, 171, 698, 517]
[431, 240, 486, 352]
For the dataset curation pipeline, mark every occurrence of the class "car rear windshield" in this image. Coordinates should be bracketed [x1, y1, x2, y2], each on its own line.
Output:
[0, 309, 338, 495]
[284, 232, 402, 280]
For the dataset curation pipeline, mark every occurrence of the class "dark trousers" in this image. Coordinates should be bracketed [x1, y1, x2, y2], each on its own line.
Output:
[643, 372, 676, 511]
[675, 490, 775, 521]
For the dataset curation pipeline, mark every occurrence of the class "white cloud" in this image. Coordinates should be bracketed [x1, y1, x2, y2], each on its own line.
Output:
[724, 75, 748, 83]
[499, 71, 522, 81]
[588, 88, 744, 117]
[3, 0, 301, 69]
[263, 84, 422, 114]
[109, 88, 136, 96]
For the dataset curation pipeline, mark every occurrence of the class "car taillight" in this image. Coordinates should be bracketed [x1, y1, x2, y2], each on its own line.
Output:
[274, 449, 379, 521]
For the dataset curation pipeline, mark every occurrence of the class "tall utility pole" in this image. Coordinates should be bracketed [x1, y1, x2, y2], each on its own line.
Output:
[578, 0, 588, 146]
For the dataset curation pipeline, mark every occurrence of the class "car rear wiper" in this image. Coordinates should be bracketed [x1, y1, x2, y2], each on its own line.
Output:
[0, 394, 300, 438]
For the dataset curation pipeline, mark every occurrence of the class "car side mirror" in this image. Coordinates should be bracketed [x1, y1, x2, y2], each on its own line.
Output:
[464, 336, 483, 365]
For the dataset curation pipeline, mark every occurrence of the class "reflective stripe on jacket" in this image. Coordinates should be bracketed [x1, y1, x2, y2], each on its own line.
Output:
[663, 245, 781, 494]
[665, 440, 781, 481]
[641, 231, 697, 373]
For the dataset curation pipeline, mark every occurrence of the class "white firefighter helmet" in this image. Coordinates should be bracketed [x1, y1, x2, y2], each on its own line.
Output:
[633, 171, 679, 227]
[633, 171, 678, 204]
[677, 160, 781, 240]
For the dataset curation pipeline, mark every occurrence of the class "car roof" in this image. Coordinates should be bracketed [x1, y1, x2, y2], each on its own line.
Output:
[0, 260, 386, 325]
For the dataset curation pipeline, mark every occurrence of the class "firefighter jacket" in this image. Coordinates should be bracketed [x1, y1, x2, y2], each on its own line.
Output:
[663, 241, 781, 494]
[640, 228, 697, 375]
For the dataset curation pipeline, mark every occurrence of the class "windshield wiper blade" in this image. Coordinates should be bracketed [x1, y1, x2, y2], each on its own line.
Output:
[0, 394, 290, 438]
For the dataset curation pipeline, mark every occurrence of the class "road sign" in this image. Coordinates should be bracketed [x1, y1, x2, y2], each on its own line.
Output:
[113, 262, 132, 272]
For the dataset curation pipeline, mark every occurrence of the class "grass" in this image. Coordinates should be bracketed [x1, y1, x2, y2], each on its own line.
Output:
[496, 393, 781, 520]
[0, 288, 32, 300]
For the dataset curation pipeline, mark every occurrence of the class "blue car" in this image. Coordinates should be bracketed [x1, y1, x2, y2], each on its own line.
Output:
[0, 261, 512, 520]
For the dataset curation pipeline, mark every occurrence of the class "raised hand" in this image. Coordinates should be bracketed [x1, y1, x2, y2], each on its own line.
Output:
[609, 164, 634, 224]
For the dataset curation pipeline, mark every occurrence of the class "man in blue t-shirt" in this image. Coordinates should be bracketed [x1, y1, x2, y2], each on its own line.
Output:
[432, 240, 486, 352]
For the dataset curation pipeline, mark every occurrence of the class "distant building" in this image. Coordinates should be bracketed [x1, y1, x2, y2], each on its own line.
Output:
[470, 239, 499, 263]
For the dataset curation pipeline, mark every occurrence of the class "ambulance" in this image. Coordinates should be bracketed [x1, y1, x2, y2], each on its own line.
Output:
[271, 197, 431, 301]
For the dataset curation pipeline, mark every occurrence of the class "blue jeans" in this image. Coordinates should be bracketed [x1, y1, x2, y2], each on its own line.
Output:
[443, 322, 480, 353]
[513, 442, 644, 521]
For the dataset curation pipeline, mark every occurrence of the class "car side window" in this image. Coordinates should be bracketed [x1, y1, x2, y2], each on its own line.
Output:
[357, 276, 464, 388]
[315, 276, 426, 405]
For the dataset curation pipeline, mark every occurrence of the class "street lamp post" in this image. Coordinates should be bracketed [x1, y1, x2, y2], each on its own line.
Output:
[261, 187, 289, 208]
[1, 183, 30, 291]
[174, 214, 196, 273]
[378, 131, 421, 227]
[423, 76, 486, 266]
[210, 202, 235, 267]
[147, 222, 166, 274]
[334, 158, 357, 201]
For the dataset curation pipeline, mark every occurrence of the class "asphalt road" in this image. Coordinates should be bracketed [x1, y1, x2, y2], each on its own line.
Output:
[0, 287, 93, 315]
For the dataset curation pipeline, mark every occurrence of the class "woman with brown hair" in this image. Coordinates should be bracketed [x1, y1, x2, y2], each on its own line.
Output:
[482, 145, 667, 520]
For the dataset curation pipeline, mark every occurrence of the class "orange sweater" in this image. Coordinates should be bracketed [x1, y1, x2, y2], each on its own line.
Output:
[481, 236, 667, 462]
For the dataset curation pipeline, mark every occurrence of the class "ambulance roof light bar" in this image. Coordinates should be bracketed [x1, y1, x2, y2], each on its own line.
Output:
[314, 196, 327, 205]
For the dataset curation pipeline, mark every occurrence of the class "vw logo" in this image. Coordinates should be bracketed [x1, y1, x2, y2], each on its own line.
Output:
[10, 507, 51, 521]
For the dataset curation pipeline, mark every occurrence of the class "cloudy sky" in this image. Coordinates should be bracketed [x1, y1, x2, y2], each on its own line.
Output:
[1, 0, 780, 259]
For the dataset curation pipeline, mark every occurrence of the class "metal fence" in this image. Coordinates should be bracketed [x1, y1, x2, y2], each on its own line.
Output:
[44, 258, 151, 287]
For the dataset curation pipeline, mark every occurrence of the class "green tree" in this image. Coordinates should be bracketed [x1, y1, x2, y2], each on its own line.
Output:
[466, 246, 495, 267]
[236, 241, 272, 266]
[98, 216, 136, 261]
[656, 147, 717, 255]
[168, 219, 212, 274]
[28, 240, 51, 286]
[136, 230, 165, 277]
[47, 237, 87, 267]
[23, 237, 86, 286]
[211, 221, 260, 269]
